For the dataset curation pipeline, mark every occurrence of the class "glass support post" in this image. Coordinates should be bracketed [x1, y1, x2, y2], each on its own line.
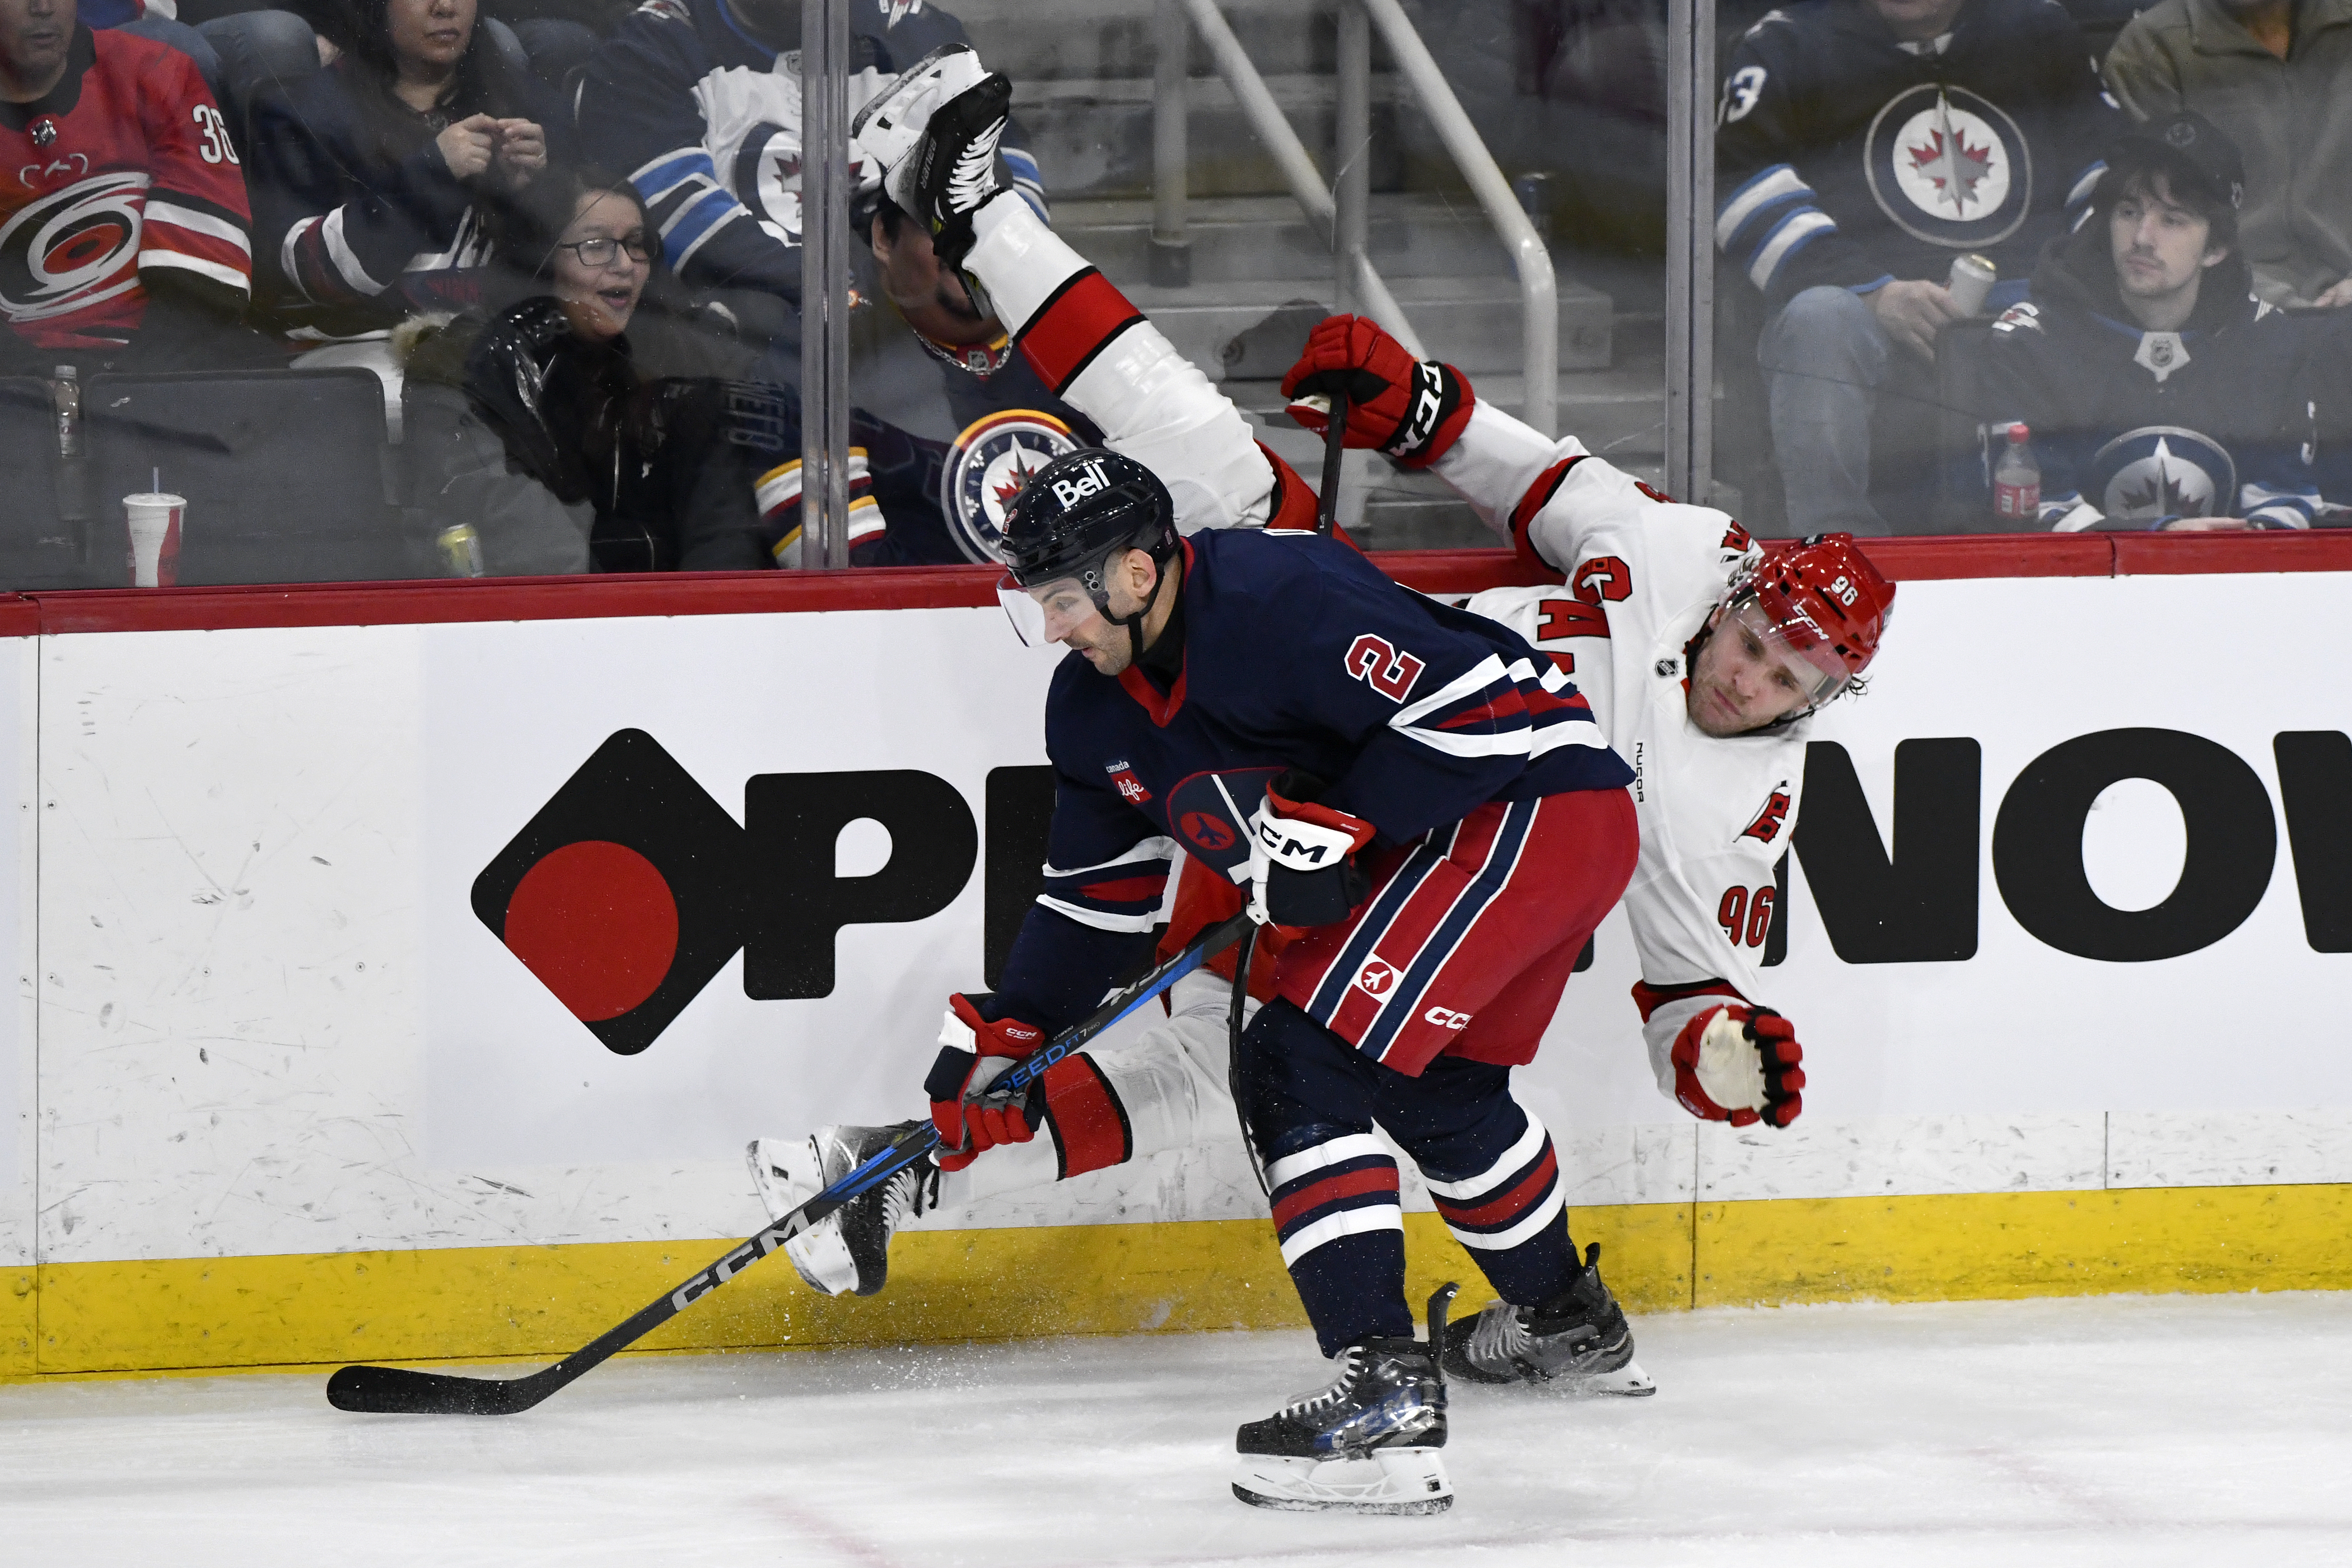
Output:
[1151, 0, 1192, 288]
[800, 0, 853, 569]
[1333, 0, 1371, 318]
[1665, 0, 1716, 505]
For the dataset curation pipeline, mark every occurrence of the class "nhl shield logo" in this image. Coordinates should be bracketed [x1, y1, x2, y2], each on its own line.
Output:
[939, 408, 1079, 564]
[1865, 85, 2032, 250]
[2091, 426, 2234, 524]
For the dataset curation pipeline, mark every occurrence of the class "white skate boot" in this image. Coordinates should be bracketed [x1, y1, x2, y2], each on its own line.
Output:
[746, 1123, 937, 1298]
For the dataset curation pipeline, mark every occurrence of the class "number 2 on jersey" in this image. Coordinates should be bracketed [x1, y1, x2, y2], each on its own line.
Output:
[1717, 883, 1774, 948]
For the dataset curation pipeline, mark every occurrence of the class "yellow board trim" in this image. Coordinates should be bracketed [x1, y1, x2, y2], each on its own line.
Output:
[4, 1186, 2345, 1382]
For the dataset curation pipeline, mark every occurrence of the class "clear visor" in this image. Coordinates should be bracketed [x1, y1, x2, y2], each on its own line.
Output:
[996, 572, 1107, 649]
[1729, 594, 1848, 708]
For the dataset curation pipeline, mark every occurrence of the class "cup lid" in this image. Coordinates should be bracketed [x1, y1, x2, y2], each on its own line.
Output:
[122, 493, 186, 507]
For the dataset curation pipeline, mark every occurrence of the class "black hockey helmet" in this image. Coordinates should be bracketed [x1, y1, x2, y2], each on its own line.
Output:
[1001, 448, 1177, 595]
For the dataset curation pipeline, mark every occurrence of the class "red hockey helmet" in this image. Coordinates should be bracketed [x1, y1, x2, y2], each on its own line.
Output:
[1733, 534, 1896, 699]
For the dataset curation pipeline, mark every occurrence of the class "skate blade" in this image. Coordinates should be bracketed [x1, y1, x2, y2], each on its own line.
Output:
[1557, 1356, 1656, 1397]
[1231, 1450, 1453, 1514]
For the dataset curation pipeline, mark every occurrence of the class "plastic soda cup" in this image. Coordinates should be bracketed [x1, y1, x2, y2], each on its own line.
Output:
[124, 492, 184, 587]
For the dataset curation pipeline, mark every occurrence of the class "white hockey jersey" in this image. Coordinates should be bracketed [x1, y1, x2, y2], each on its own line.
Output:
[1431, 403, 1814, 1096]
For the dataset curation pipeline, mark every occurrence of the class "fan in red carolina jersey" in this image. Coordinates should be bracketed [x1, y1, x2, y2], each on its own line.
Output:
[0, 0, 255, 366]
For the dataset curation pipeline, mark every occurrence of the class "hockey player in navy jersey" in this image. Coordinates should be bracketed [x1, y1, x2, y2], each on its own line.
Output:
[1977, 113, 2330, 530]
[1715, 0, 2115, 533]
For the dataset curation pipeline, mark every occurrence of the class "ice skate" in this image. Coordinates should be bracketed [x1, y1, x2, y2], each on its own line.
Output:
[1441, 1243, 1656, 1395]
[1233, 1335, 1452, 1514]
[850, 43, 1011, 263]
[746, 1123, 936, 1298]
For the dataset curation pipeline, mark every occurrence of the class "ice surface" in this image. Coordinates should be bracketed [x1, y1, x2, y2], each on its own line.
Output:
[4, 1291, 2350, 1566]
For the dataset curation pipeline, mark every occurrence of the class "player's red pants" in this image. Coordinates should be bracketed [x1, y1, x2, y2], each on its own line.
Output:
[1264, 786, 1637, 1077]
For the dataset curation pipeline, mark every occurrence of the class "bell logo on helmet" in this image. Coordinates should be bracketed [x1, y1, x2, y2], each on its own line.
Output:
[1051, 459, 1111, 510]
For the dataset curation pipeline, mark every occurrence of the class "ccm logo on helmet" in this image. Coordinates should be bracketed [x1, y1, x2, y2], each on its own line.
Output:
[1050, 458, 1112, 510]
[1344, 633, 1426, 702]
[1423, 1006, 1472, 1031]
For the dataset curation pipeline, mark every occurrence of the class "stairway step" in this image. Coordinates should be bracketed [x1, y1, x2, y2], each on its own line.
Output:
[1121, 276, 1613, 378]
[1052, 194, 1523, 287]
[1013, 74, 1405, 202]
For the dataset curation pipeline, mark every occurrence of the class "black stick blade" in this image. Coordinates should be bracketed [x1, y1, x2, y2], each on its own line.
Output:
[328, 1363, 536, 1415]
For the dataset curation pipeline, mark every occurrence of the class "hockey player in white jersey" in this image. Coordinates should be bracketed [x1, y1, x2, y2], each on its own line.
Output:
[749, 44, 1894, 1398]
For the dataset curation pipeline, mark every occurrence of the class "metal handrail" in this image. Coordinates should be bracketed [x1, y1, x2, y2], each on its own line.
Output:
[1163, 0, 1424, 356]
[1354, 0, 1557, 435]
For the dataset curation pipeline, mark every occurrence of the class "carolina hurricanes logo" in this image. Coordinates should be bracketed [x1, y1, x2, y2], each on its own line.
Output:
[0, 170, 147, 324]
[1740, 788, 1791, 844]
[1355, 959, 1398, 996]
[940, 409, 1078, 565]
[1866, 85, 2029, 249]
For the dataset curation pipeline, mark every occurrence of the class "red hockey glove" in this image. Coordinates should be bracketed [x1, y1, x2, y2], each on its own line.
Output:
[926, 994, 1048, 1170]
[1669, 1004, 1804, 1128]
[1245, 769, 1375, 928]
[1281, 314, 1474, 469]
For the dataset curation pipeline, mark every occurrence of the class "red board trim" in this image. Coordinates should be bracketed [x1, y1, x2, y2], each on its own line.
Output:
[4, 533, 2350, 638]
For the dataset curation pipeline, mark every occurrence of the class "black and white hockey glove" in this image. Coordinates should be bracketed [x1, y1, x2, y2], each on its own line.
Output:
[1244, 771, 1374, 927]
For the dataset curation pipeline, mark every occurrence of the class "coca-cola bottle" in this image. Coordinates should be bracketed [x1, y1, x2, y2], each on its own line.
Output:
[1993, 422, 2040, 525]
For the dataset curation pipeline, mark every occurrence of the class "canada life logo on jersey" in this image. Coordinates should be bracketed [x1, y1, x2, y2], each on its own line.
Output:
[1865, 85, 2032, 250]
[0, 171, 146, 325]
[1740, 786, 1793, 844]
[1104, 759, 1152, 805]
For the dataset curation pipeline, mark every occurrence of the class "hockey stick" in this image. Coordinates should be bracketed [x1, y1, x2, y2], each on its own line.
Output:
[1317, 391, 1349, 537]
[325, 911, 1257, 1416]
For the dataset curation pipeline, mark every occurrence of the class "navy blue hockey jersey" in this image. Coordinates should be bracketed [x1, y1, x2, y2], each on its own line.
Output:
[576, 0, 1044, 302]
[1978, 224, 2328, 528]
[990, 527, 1635, 1030]
[1716, 0, 2116, 310]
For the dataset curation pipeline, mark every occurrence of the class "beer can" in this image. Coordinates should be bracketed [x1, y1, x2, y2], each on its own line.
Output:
[1947, 253, 1997, 318]
[438, 522, 486, 578]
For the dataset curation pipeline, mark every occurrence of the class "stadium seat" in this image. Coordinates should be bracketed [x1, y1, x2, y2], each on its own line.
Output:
[84, 368, 427, 585]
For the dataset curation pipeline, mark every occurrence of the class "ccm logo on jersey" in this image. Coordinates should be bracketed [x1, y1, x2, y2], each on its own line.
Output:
[1344, 634, 1425, 701]
[1422, 1006, 1472, 1031]
[1741, 787, 1791, 843]
[1050, 458, 1113, 509]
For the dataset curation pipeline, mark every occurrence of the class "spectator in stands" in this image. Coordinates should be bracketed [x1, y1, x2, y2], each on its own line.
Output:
[1715, 0, 2116, 533]
[0, 0, 265, 371]
[403, 167, 965, 572]
[575, 0, 1044, 364]
[246, 0, 564, 335]
[1978, 112, 2327, 530]
[2102, 0, 2352, 310]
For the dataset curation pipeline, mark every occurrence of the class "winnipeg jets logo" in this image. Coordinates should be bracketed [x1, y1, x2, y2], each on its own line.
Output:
[2093, 428, 2232, 524]
[940, 409, 1077, 564]
[1355, 959, 1397, 996]
[1740, 787, 1792, 844]
[1867, 85, 2029, 249]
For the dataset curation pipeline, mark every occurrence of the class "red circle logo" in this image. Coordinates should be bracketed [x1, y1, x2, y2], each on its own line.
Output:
[1179, 811, 1238, 852]
[1355, 959, 1397, 996]
[503, 841, 680, 1022]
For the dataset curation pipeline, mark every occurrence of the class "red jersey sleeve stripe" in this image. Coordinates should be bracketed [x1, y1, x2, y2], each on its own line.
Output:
[1016, 268, 1145, 396]
[1509, 456, 1583, 573]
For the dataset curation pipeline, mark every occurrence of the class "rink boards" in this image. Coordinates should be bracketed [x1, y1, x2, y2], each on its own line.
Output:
[3, 537, 2351, 1378]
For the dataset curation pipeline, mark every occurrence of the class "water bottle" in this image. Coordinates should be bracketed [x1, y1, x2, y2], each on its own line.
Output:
[1993, 423, 2040, 524]
[50, 365, 79, 456]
